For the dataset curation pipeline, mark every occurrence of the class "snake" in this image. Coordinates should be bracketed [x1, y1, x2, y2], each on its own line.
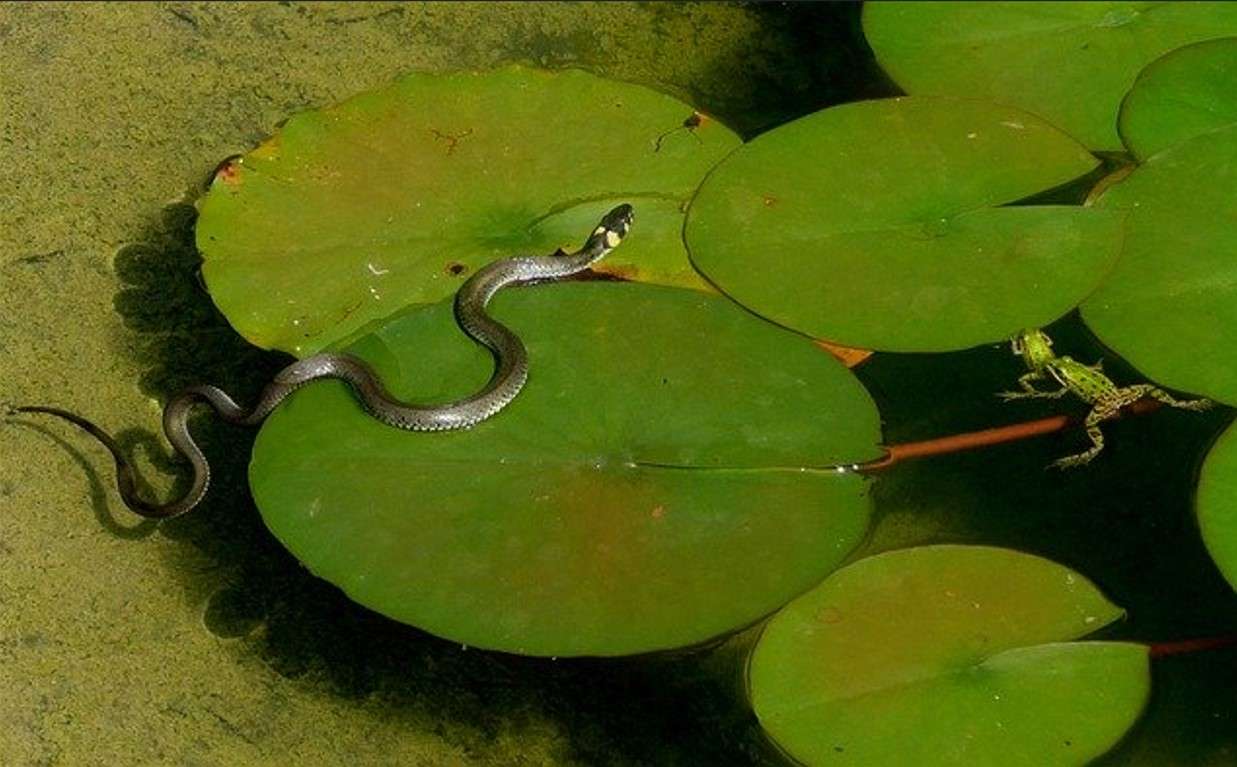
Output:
[13, 203, 634, 519]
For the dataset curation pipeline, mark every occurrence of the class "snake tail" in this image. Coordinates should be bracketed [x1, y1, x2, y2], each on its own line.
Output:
[13, 404, 188, 518]
[14, 204, 635, 519]
[13, 388, 247, 519]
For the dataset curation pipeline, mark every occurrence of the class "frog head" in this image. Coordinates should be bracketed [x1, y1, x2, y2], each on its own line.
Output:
[1011, 328, 1055, 371]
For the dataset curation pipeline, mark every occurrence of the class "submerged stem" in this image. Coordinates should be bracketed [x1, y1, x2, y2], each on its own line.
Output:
[856, 400, 1164, 473]
[1148, 633, 1237, 658]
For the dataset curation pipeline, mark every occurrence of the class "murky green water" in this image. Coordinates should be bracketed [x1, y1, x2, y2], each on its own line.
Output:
[2, 3, 1233, 765]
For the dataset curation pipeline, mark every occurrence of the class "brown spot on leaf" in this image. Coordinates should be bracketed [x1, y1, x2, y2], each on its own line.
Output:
[762, 195, 777, 207]
[817, 606, 843, 624]
[207, 154, 243, 189]
[429, 127, 473, 155]
[446, 261, 468, 276]
[337, 299, 364, 322]
[814, 339, 873, 368]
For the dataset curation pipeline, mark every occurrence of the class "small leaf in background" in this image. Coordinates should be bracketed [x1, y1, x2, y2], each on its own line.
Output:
[1197, 421, 1237, 593]
[196, 66, 739, 356]
[251, 282, 883, 657]
[748, 545, 1150, 766]
[685, 97, 1122, 353]
[1119, 37, 1237, 160]
[1081, 124, 1237, 406]
[862, 1, 1237, 151]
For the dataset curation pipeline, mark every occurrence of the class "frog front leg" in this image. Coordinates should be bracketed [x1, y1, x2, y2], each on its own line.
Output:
[997, 371, 1070, 400]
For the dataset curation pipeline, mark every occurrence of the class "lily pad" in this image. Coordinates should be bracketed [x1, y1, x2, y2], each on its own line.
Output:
[1197, 422, 1237, 592]
[748, 545, 1150, 766]
[250, 282, 883, 657]
[1080, 124, 1237, 406]
[862, 2, 1237, 151]
[1119, 37, 1237, 160]
[684, 97, 1122, 352]
[196, 66, 738, 356]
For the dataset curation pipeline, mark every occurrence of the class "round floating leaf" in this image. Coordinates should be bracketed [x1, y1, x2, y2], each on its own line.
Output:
[863, 2, 1237, 151]
[196, 66, 739, 356]
[1198, 422, 1237, 592]
[748, 545, 1150, 767]
[1081, 125, 1237, 405]
[685, 97, 1122, 352]
[251, 282, 883, 657]
[1120, 37, 1237, 160]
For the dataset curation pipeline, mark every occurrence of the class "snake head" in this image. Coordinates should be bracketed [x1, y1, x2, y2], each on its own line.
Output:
[591, 204, 634, 249]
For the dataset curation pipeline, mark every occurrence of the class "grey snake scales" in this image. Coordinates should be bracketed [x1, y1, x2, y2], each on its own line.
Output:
[13, 204, 634, 518]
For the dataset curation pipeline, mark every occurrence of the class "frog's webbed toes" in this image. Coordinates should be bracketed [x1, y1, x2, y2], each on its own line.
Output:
[997, 390, 1043, 401]
[1048, 457, 1082, 470]
[1048, 450, 1100, 470]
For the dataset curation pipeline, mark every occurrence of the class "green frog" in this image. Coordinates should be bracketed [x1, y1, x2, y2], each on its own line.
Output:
[1000, 329, 1212, 468]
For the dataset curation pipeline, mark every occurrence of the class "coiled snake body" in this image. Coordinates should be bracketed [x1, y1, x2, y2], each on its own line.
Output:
[16, 204, 634, 519]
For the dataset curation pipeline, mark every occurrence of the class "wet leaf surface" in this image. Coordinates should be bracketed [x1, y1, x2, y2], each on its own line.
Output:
[197, 66, 740, 356]
[748, 545, 1150, 766]
[863, 1, 1237, 150]
[1081, 124, 1237, 406]
[685, 97, 1121, 352]
[1197, 421, 1237, 592]
[251, 282, 883, 656]
[1119, 36, 1237, 160]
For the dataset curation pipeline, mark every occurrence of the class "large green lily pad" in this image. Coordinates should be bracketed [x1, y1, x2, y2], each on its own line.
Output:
[1081, 124, 1237, 406]
[1119, 37, 1237, 160]
[251, 282, 883, 657]
[862, 2, 1237, 151]
[1197, 421, 1237, 592]
[748, 545, 1150, 766]
[196, 66, 738, 356]
[684, 97, 1122, 352]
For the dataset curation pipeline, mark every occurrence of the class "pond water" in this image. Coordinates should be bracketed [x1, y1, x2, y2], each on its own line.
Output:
[2, 3, 1234, 765]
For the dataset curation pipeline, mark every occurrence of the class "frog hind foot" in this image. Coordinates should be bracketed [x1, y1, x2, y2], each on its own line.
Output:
[1048, 448, 1101, 470]
[1138, 386, 1215, 412]
[1177, 398, 1215, 412]
[1048, 416, 1106, 470]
